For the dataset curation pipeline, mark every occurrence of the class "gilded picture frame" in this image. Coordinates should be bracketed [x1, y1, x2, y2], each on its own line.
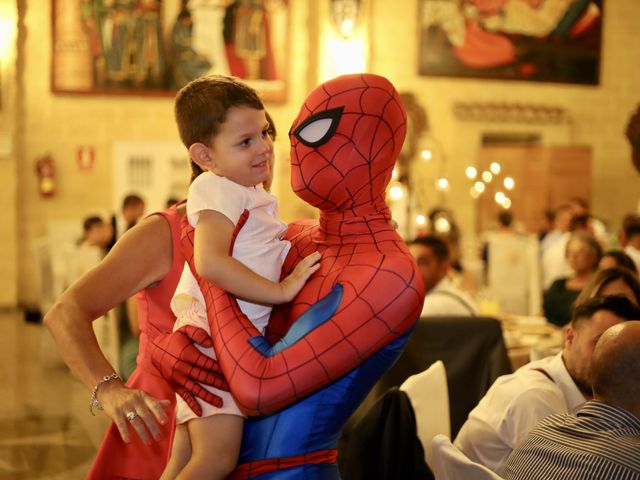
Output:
[51, 0, 289, 101]
[417, 0, 603, 85]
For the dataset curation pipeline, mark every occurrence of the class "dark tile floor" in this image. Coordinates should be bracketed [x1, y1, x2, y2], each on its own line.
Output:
[0, 310, 110, 479]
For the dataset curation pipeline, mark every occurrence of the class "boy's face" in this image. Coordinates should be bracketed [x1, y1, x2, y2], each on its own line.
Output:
[208, 107, 273, 187]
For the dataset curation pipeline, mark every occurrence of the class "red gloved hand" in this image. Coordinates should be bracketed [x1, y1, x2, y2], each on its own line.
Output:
[149, 325, 229, 416]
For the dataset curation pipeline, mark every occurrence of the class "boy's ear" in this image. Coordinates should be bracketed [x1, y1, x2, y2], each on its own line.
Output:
[189, 143, 213, 170]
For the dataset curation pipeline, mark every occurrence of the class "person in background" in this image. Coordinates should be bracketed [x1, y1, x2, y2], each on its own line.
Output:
[79, 215, 113, 251]
[107, 193, 146, 250]
[409, 235, 478, 317]
[427, 207, 478, 297]
[502, 321, 640, 480]
[540, 204, 573, 286]
[70, 215, 114, 282]
[568, 196, 608, 244]
[543, 231, 601, 327]
[483, 210, 539, 315]
[482, 210, 516, 269]
[70, 215, 119, 368]
[107, 194, 147, 380]
[537, 208, 555, 243]
[599, 250, 638, 274]
[165, 197, 181, 208]
[620, 213, 640, 273]
[574, 266, 640, 308]
[455, 295, 640, 475]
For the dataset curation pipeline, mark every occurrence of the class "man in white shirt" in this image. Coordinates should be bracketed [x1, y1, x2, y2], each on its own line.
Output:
[540, 205, 573, 289]
[409, 236, 478, 317]
[540, 204, 572, 256]
[454, 295, 640, 475]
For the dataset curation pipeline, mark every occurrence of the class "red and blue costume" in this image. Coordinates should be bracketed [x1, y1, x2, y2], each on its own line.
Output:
[152, 73, 424, 478]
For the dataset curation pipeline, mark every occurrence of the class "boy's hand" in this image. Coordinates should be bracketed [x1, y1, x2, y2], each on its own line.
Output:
[278, 252, 321, 303]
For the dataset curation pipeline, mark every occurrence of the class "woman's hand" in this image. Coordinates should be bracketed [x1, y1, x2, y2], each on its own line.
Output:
[97, 380, 170, 445]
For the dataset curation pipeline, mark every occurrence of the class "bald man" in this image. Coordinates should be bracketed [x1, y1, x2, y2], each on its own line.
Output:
[503, 321, 640, 480]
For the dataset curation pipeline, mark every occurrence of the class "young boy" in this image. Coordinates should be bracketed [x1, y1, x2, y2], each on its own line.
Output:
[160, 75, 320, 479]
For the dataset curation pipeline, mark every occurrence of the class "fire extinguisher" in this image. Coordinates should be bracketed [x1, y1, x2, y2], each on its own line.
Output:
[36, 155, 56, 197]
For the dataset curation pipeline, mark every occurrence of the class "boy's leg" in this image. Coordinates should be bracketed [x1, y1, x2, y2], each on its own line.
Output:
[159, 423, 191, 480]
[178, 414, 244, 480]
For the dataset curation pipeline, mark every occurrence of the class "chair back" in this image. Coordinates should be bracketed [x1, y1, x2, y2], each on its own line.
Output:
[431, 434, 505, 480]
[400, 360, 450, 469]
[376, 316, 512, 437]
[339, 387, 434, 480]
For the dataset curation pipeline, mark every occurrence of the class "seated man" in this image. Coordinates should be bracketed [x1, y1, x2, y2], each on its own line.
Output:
[454, 295, 640, 474]
[502, 321, 640, 480]
[409, 235, 478, 317]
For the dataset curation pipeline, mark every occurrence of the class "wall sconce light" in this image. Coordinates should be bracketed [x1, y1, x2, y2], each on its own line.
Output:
[331, 0, 360, 38]
[0, 9, 16, 66]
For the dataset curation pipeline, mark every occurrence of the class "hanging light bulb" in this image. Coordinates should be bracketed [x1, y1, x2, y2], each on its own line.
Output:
[503, 176, 515, 190]
[474, 181, 486, 193]
[434, 216, 451, 233]
[421, 149, 433, 161]
[490, 162, 501, 174]
[502, 197, 512, 209]
[465, 166, 477, 179]
[482, 171, 493, 183]
[436, 177, 450, 191]
[416, 214, 426, 226]
[388, 182, 405, 201]
[495, 191, 506, 204]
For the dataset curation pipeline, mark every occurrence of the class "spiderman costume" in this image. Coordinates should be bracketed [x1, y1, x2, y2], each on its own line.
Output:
[151, 73, 424, 478]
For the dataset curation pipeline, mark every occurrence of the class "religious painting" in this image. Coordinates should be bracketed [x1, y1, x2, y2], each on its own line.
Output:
[51, 0, 289, 101]
[417, 0, 603, 85]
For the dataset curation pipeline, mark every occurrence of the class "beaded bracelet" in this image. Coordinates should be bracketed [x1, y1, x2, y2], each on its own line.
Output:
[89, 373, 121, 416]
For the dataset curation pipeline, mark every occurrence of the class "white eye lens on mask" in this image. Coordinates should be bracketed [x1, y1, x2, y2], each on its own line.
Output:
[292, 107, 343, 147]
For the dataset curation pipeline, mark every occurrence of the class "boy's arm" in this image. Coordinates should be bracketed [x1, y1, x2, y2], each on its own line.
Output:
[195, 210, 319, 305]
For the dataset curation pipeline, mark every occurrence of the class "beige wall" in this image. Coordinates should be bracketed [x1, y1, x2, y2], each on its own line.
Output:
[0, 0, 18, 306]
[370, 0, 640, 238]
[5, 0, 640, 307]
[11, 0, 314, 306]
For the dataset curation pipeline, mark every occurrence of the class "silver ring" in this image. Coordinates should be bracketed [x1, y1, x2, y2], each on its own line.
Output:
[125, 411, 139, 422]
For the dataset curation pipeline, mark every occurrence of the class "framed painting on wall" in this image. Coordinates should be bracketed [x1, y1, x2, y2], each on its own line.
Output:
[51, 0, 289, 101]
[417, 0, 603, 85]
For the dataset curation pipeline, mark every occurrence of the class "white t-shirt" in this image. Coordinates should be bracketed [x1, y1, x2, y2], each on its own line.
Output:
[541, 232, 571, 289]
[170, 172, 290, 422]
[172, 172, 290, 333]
[454, 353, 586, 475]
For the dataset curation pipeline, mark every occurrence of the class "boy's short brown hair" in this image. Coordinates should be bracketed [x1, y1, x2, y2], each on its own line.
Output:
[174, 75, 264, 149]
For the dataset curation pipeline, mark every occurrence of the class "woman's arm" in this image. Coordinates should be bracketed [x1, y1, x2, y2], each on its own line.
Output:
[44, 215, 173, 444]
[194, 210, 320, 305]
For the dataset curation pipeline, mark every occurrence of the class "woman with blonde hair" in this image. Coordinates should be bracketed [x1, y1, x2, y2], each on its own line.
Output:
[543, 231, 602, 326]
[574, 266, 640, 308]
